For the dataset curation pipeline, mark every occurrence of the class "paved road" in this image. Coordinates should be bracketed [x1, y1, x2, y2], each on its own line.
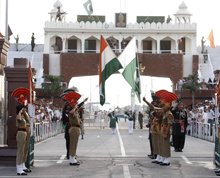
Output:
[0, 120, 217, 178]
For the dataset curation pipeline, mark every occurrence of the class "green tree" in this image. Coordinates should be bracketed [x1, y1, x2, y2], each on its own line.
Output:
[41, 74, 66, 103]
[181, 73, 208, 109]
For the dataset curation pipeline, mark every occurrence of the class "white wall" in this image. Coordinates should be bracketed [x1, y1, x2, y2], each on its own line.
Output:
[77, 39, 81, 52]
[152, 40, 156, 53]
[49, 54, 60, 76]
[183, 55, 193, 77]
[185, 38, 191, 54]
[96, 39, 100, 53]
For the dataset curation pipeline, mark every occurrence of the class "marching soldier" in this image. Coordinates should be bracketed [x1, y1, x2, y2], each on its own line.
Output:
[138, 111, 144, 129]
[171, 102, 188, 152]
[79, 107, 85, 139]
[143, 97, 164, 163]
[143, 90, 177, 166]
[62, 101, 71, 159]
[12, 87, 32, 175]
[63, 92, 86, 166]
[22, 109, 32, 173]
[108, 111, 118, 134]
[160, 101, 174, 165]
[62, 97, 88, 159]
[125, 110, 134, 134]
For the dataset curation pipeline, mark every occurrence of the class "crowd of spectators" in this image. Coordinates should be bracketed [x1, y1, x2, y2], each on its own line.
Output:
[185, 98, 219, 135]
[177, 77, 217, 90]
[35, 98, 62, 124]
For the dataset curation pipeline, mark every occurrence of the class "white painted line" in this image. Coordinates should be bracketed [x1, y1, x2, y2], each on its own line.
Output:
[187, 135, 214, 145]
[0, 176, 72, 178]
[35, 160, 68, 162]
[116, 164, 133, 166]
[139, 136, 142, 138]
[123, 165, 131, 178]
[181, 155, 192, 164]
[116, 124, 126, 156]
[97, 135, 100, 138]
[56, 155, 66, 163]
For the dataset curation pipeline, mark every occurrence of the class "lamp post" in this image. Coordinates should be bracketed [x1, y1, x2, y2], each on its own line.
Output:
[5, 0, 8, 40]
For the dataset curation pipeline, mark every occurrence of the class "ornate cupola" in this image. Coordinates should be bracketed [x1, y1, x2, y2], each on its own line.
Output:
[48, 0, 67, 22]
[174, 1, 192, 24]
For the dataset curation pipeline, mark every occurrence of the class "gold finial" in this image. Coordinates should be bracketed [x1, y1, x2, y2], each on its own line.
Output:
[140, 63, 145, 73]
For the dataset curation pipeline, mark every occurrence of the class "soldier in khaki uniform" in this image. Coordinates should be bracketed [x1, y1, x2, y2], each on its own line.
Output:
[12, 87, 31, 175]
[144, 90, 177, 166]
[16, 104, 28, 175]
[160, 102, 174, 165]
[143, 97, 164, 163]
[22, 110, 32, 172]
[63, 92, 82, 166]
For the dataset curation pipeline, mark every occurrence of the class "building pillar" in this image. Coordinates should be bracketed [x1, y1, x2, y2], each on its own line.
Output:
[157, 35, 160, 53]
[176, 35, 179, 53]
[81, 33, 85, 53]
[138, 35, 142, 53]
[119, 35, 122, 53]
[62, 36, 66, 52]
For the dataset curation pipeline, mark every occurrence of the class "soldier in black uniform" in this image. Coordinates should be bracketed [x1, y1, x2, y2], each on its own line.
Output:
[62, 102, 71, 159]
[171, 102, 188, 152]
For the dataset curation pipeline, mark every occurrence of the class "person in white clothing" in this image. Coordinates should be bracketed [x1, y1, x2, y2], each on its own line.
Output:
[125, 110, 134, 134]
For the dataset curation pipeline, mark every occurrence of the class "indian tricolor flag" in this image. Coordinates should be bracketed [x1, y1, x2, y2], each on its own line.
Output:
[99, 35, 123, 105]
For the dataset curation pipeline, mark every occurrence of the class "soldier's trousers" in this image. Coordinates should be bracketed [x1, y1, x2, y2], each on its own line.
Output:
[65, 126, 70, 157]
[16, 131, 27, 165]
[152, 134, 160, 155]
[149, 133, 153, 155]
[69, 127, 80, 156]
[160, 133, 171, 157]
[23, 127, 31, 163]
[173, 134, 185, 150]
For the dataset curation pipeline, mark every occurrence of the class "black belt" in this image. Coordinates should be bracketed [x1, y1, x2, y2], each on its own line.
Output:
[71, 124, 80, 128]
[18, 128, 26, 131]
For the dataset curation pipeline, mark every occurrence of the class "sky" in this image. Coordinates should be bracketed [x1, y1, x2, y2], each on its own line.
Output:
[0, 0, 220, 46]
[0, 0, 219, 109]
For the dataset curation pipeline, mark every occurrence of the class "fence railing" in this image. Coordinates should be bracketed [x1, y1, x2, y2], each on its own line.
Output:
[189, 121, 215, 142]
[34, 120, 62, 142]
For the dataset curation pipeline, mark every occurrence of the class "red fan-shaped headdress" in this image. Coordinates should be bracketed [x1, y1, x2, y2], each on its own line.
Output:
[11, 87, 30, 105]
[63, 92, 81, 106]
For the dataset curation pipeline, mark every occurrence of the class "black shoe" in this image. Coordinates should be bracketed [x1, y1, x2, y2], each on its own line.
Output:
[81, 135, 83, 139]
[174, 149, 178, 152]
[151, 160, 158, 163]
[215, 169, 220, 173]
[149, 156, 155, 159]
[23, 169, 31, 173]
[156, 161, 162, 164]
[17, 172, 27, 175]
[179, 149, 183, 152]
[216, 172, 220, 176]
[160, 163, 170, 166]
[148, 154, 153, 158]
[69, 162, 80, 166]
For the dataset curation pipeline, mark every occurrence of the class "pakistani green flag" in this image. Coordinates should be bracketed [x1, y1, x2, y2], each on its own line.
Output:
[83, 0, 93, 15]
[118, 37, 141, 102]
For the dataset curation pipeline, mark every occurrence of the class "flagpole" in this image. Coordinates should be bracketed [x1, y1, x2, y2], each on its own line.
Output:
[5, 0, 8, 40]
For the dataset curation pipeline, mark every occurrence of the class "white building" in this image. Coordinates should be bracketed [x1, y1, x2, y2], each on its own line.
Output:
[44, 1, 197, 55]
[7, 0, 220, 88]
